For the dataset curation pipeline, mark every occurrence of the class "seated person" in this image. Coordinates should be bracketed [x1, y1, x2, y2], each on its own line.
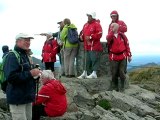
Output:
[32, 70, 67, 120]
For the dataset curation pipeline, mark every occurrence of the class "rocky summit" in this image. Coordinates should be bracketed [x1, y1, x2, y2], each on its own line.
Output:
[0, 42, 160, 120]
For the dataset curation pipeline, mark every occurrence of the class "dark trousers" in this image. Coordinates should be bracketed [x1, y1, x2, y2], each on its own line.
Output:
[32, 104, 47, 120]
[86, 51, 101, 73]
[45, 62, 55, 72]
[110, 59, 126, 91]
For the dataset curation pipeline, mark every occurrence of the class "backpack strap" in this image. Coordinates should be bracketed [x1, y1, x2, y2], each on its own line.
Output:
[5, 50, 23, 71]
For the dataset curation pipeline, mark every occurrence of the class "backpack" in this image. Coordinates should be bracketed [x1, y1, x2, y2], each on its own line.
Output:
[0, 50, 20, 92]
[67, 28, 79, 44]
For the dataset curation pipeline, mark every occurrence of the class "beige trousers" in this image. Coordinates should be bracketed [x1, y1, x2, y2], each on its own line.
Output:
[63, 47, 78, 75]
[9, 103, 32, 120]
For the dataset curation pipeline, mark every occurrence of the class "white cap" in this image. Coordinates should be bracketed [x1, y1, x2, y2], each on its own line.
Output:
[15, 33, 34, 40]
[86, 12, 96, 19]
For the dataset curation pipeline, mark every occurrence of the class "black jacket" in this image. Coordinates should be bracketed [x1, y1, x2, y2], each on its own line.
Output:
[4, 45, 36, 104]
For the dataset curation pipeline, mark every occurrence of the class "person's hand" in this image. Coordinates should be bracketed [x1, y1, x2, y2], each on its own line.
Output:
[80, 35, 83, 41]
[30, 68, 42, 77]
[85, 36, 92, 45]
[85, 36, 90, 41]
[128, 56, 132, 63]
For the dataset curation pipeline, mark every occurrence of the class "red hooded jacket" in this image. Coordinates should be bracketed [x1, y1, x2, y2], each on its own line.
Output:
[106, 31, 131, 61]
[42, 38, 58, 62]
[108, 10, 127, 33]
[81, 19, 103, 51]
[34, 80, 67, 117]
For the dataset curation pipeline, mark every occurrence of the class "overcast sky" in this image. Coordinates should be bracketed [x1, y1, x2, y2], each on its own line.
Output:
[0, 0, 160, 60]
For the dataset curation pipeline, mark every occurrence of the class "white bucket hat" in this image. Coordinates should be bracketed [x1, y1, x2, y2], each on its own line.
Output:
[86, 12, 96, 19]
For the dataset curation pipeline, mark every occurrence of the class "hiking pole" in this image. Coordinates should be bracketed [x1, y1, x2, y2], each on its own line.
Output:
[35, 64, 41, 104]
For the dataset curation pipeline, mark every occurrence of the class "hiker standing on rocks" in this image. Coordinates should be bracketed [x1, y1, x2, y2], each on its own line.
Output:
[77, 12, 103, 79]
[60, 18, 79, 78]
[106, 23, 132, 92]
[41, 32, 58, 75]
[52, 21, 65, 77]
[3, 33, 42, 120]
[108, 10, 128, 74]
[108, 10, 127, 33]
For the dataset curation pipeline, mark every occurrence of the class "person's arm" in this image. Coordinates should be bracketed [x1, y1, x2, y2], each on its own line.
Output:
[90, 23, 103, 41]
[118, 21, 127, 33]
[121, 33, 132, 62]
[60, 25, 68, 42]
[106, 30, 114, 45]
[51, 39, 58, 58]
[52, 32, 58, 38]
[34, 86, 50, 105]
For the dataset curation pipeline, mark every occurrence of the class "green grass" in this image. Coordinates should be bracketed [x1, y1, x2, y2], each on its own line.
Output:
[97, 99, 111, 110]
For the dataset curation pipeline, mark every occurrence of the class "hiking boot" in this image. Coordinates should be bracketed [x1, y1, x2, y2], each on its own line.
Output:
[86, 74, 97, 79]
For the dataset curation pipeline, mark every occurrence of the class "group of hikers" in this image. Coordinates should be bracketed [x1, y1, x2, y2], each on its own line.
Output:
[1, 10, 132, 120]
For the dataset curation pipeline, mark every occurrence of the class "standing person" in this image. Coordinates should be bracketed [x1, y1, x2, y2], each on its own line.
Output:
[106, 23, 132, 92]
[108, 10, 128, 76]
[3, 33, 42, 120]
[41, 32, 58, 74]
[52, 21, 65, 77]
[32, 70, 67, 120]
[108, 10, 127, 33]
[77, 12, 103, 79]
[2, 45, 9, 58]
[60, 18, 78, 78]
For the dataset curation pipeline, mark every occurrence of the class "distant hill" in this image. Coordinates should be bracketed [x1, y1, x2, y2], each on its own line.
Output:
[128, 62, 159, 72]
[32, 56, 60, 70]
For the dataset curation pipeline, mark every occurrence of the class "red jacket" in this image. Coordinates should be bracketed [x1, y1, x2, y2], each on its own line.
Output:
[106, 31, 131, 61]
[42, 38, 58, 62]
[81, 19, 103, 51]
[108, 10, 127, 33]
[34, 80, 67, 117]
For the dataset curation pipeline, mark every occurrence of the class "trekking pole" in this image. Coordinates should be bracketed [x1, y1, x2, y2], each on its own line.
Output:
[35, 64, 41, 103]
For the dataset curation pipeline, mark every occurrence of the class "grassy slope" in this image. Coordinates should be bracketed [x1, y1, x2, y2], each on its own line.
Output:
[129, 66, 160, 93]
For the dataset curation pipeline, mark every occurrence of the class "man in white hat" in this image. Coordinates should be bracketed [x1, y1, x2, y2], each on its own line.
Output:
[3, 33, 42, 120]
[77, 12, 103, 79]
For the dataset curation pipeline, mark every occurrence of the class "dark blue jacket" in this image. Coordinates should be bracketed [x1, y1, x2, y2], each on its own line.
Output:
[4, 46, 36, 104]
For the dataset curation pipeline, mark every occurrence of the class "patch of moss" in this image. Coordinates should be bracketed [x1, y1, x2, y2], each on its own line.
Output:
[97, 99, 111, 110]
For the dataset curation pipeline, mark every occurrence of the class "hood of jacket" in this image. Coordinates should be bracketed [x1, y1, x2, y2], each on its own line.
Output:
[46, 80, 66, 95]
[110, 10, 119, 21]
[2, 45, 9, 53]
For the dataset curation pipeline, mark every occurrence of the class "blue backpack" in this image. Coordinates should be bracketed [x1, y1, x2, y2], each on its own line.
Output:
[67, 28, 79, 44]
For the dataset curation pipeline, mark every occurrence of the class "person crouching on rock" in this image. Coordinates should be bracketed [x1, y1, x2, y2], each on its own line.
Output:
[32, 70, 67, 120]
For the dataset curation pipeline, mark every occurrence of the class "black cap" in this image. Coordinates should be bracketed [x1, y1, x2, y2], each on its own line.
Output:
[57, 21, 62, 24]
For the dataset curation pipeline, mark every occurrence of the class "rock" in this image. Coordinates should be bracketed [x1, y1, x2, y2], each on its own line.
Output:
[0, 109, 11, 120]
[76, 42, 110, 77]
[94, 90, 160, 118]
[91, 105, 120, 120]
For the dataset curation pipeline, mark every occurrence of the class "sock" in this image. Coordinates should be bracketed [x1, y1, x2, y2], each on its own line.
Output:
[82, 70, 87, 76]
[92, 71, 97, 75]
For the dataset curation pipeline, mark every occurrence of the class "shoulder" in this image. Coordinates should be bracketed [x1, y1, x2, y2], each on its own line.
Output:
[117, 20, 126, 24]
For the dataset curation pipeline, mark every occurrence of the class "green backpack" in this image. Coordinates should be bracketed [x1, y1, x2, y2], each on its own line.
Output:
[0, 50, 20, 91]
